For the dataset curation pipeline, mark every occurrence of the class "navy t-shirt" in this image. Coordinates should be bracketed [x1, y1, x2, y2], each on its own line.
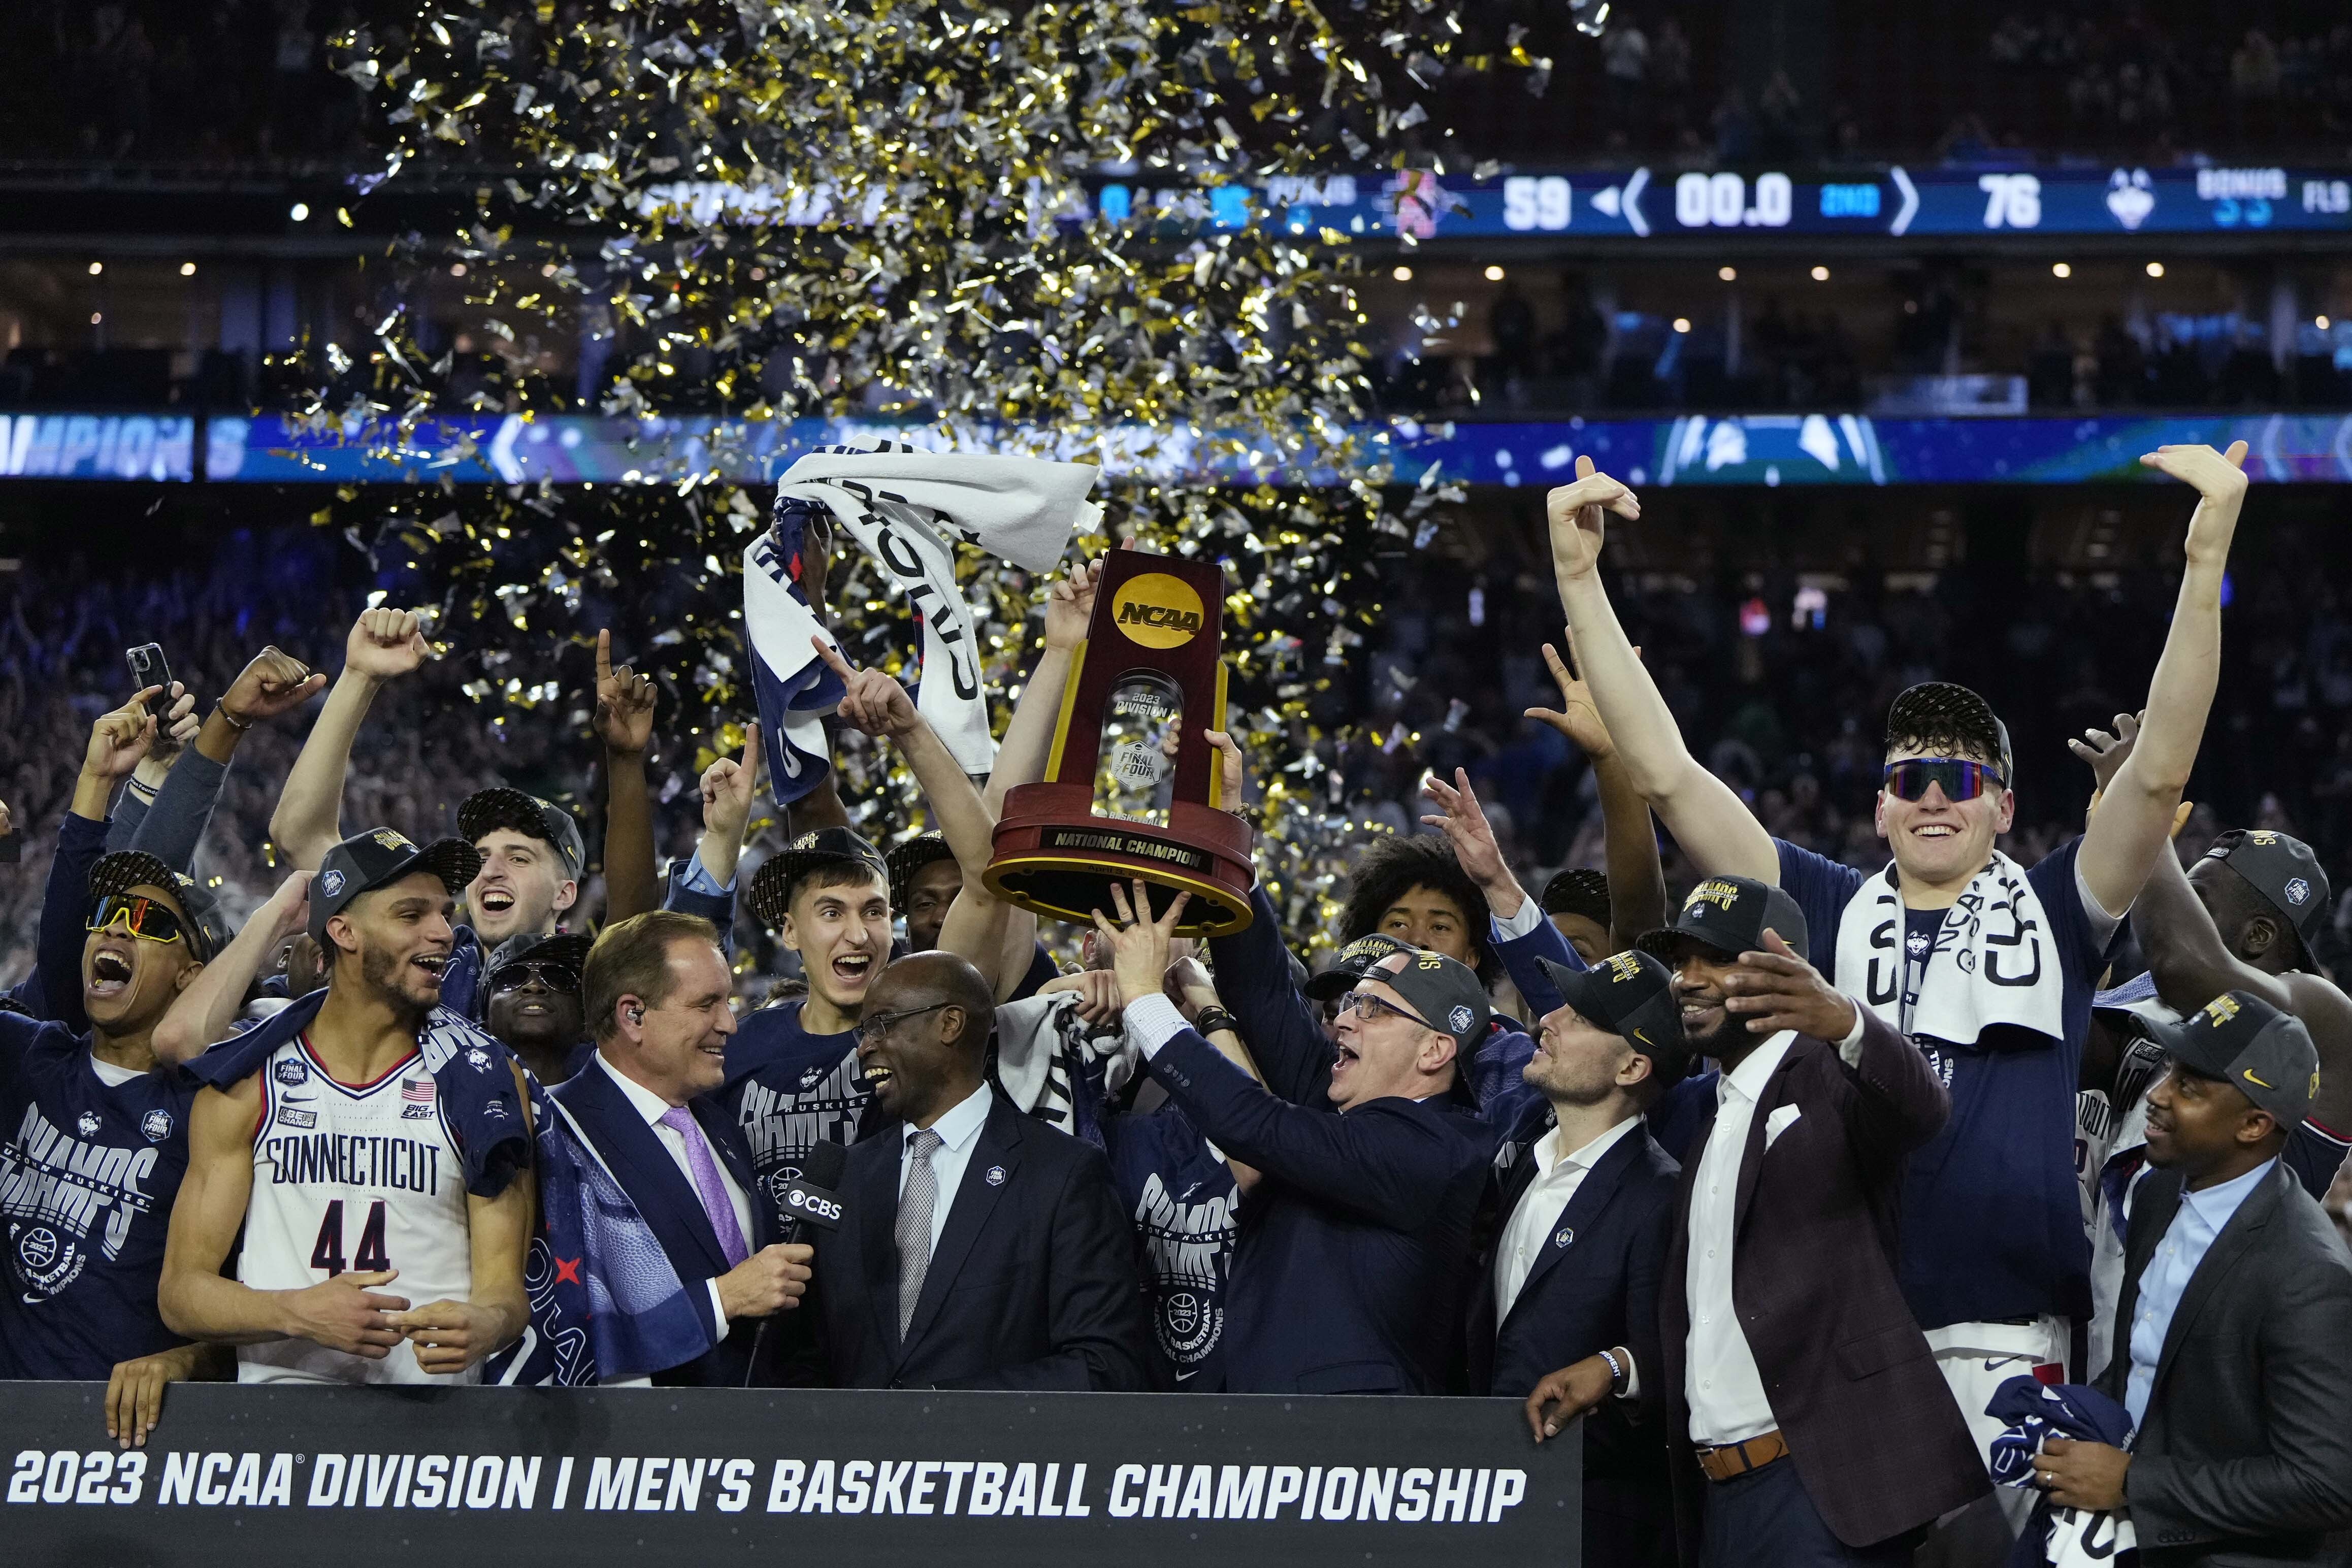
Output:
[1778, 837, 2112, 1329]
[1102, 1101, 1239, 1391]
[0, 1015, 199, 1378]
[721, 1000, 876, 1230]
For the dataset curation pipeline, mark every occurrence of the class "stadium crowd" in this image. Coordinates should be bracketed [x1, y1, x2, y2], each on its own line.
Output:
[2, 443, 2350, 1568]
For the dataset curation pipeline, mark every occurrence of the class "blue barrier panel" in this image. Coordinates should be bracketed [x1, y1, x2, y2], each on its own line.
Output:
[0, 1382, 1574, 1568]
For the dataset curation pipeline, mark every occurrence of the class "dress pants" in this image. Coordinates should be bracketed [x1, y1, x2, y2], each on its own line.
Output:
[1699, 1457, 1923, 1568]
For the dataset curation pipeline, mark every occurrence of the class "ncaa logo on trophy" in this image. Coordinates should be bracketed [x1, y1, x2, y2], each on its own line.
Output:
[984, 551, 1257, 935]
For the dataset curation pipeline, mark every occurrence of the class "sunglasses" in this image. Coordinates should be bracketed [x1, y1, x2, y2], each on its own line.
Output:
[490, 960, 579, 995]
[1334, 989, 1439, 1031]
[1882, 758, 2005, 803]
[857, 1000, 953, 1041]
[86, 894, 185, 946]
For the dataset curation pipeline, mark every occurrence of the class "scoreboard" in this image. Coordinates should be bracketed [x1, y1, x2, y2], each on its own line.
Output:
[1087, 164, 2352, 242]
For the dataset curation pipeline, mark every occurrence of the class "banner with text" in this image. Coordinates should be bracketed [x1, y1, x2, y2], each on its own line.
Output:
[0, 1382, 1575, 1568]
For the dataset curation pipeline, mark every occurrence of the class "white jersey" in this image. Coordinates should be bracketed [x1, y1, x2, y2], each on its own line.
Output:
[237, 1033, 475, 1385]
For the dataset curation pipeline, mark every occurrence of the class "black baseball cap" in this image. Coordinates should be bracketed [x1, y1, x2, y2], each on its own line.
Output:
[747, 827, 892, 931]
[1534, 950, 1687, 1070]
[1366, 948, 1493, 1059]
[1541, 868, 1613, 929]
[488, 931, 594, 992]
[88, 851, 234, 962]
[1637, 874, 1811, 964]
[885, 834, 959, 910]
[1305, 932, 1417, 1001]
[2200, 829, 2332, 952]
[2145, 989, 2319, 1128]
[310, 828, 484, 944]
[459, 787, 586, 877]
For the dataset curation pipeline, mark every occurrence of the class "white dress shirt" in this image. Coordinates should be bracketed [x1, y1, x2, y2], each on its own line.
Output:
[1684, 1030, 1795, 1446]
[899, 1082, 994, 1254]
[595, 1053, 756, 1329]
[1495, 1116, 1641, 1320]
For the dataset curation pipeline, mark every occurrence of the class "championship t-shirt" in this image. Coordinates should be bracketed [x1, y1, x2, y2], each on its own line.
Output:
[721, 999, 876, 1233]
[0, 1015, 198, 1379]
[1777, 836, 2114, 1329]
[1102, 1102, 1239, 1391]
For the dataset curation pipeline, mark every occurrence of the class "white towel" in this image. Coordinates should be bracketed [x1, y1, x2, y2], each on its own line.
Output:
[744, 442, 1099, 798]
[1835, 851, 2066, 1049]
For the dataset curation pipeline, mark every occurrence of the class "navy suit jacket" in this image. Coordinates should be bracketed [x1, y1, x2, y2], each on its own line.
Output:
[551, 1057, 775, 1387]
[1146, 1026, 1498, 1394]
[1472, 1111, 1679, 1486]
[813, 1092, 1152, 1391]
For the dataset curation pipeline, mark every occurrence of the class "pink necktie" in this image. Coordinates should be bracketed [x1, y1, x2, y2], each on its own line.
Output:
[658, 1106, 750, 1267]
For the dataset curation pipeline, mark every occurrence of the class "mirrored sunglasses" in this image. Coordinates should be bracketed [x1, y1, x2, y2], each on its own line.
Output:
[1882, 758, 2004, 803]
[86, 894, 185, 945]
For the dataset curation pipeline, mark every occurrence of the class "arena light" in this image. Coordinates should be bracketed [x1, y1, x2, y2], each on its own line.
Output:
[289, 202, 310, 221]
[1392, 265, 1413, 282]
[1672, 317, 1691, 334]
[1483, 265, 1505, 282]
[2051, 262, 2071, 278]
[2318, 315, 2331, 330]
[1810, 265, 1830, 281]
[88, 312, 101, 325]
[87, 261, 103, 276]
[2145, 261, 2165, 278]
[179, 262, 197, 277]
[1718, 266, 1737, 282]
[451, 263, 469, 277]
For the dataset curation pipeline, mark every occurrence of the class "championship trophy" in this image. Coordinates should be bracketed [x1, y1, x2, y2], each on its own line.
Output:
[983, 550, 1257, 935]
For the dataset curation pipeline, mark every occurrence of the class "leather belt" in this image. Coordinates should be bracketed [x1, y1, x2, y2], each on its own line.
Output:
[1695, 1430, 1789, 1482]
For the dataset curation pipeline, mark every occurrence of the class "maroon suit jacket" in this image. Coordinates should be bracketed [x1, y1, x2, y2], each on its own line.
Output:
[1658, 1012, 1989, 1560]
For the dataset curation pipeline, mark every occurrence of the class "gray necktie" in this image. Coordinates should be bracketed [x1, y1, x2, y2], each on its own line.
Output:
[897, 1128, 943, 1337]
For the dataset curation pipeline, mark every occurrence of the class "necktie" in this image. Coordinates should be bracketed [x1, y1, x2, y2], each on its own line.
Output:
[657, 1106, 750, 1268]
[897, 1128, 943, 1337]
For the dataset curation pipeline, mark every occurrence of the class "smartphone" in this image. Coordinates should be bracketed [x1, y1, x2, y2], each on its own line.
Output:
[125, 643, 171, 719]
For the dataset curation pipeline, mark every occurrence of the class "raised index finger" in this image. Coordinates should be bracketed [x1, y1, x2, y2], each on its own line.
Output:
[596, 628, 613, 683]
[810, 636, 858, 680]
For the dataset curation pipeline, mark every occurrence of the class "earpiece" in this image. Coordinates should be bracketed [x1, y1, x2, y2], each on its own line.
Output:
[628, 1005, 645, 1025]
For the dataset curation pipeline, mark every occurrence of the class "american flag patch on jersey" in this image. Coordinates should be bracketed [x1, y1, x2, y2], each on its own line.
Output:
[402, 1078, 436, 1104]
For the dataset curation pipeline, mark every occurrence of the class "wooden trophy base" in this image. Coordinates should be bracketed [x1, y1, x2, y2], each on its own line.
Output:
[984, 781, 1257, 936]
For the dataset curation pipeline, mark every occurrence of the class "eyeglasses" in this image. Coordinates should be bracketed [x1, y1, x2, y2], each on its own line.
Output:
[87, 894, 185, 946]
[1334, 989, 1439, 1030]
[857, 1001, 953, 1041]
[489, 961, 578, 995]
[1882, 758, 2005, 803]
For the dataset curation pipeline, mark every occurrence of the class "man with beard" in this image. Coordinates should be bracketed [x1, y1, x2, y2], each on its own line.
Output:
[159, 828, 533, 1385]
[1546, 444, 2249, 1512]
[808, 949, 1150, 1390]
[0, 693, 269, 1447]
[1529, 876, 1986, 1566]
[483, 933, 594, 1086]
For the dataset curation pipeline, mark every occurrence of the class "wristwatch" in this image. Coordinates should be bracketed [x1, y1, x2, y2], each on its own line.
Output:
[1191, 1006, 1238, 1038]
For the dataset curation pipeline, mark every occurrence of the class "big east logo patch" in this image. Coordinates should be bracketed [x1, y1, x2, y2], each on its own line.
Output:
[1112, 573, 1207, 649]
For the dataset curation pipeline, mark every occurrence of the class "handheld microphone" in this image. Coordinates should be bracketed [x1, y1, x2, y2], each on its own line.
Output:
[744, 1139, 849, 1387]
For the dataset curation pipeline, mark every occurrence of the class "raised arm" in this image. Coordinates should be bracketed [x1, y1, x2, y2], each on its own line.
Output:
[130, 649, 324, 872]
[592, 629, 662, 924]
[42, 692, 164, 1032]
[160, 1080, 413, 1356]
[2077, 442, 2248, 919]
[1526, 639, 1670, 950]
[984, 558, 1101, 815]
[106, 684, 196, 853]
[1546, 459, 1780, 884]
[151, 873, 310, 1063]
[268, 609, 430, 871]
[817, 638, 1016, 993]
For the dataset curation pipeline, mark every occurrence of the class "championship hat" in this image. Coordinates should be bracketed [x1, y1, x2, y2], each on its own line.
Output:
[87, 851, 235, 962]
[748, 827, 893, 931]
[1367, 948, 1494, 1059]
[310, 828, 483, 944]
[1533, 949, 1688, 1074]
[884, 833, 959, 912]
[458, 787, 586, 876]
[2200, 829, 2332, 953]
[2144, 989, 2320, 1128]
[1304, 932, 1418, 1002]
[1637, 874, 1810, 964]
[1540, 868, 1614, 929]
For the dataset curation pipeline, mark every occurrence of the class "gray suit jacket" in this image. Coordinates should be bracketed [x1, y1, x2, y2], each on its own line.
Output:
[2099, 1160, 2352, 1565]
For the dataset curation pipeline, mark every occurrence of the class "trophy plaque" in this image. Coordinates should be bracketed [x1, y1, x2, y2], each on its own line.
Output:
[984, 550, 1256, 935]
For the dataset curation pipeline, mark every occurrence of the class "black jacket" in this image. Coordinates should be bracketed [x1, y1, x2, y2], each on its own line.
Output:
[2098, 1160, 2352, 1566]
[813, 1091, 1152, 1391]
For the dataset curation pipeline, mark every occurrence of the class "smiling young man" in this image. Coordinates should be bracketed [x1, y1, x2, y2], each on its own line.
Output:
[159, 828, 534, 1386]
[1545, 444, 2251, 1491]
[483, 932, 594, 1087]
[721, 640, 1014, 1231]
